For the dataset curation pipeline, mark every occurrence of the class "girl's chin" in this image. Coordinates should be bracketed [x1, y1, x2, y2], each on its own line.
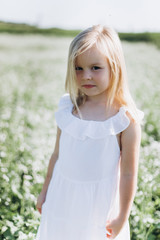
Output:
[79, 88, 97, 94]
[78, 89, 109, 100]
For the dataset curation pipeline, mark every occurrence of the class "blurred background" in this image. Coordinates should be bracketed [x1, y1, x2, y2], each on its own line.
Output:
[0, 0, 160, 32]
[0, 1, 160, 240]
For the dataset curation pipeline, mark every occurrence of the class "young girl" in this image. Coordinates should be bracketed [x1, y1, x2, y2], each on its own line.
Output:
[35, 25, 144, 240]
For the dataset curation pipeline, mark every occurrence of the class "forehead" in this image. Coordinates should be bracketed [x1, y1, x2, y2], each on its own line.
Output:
[75, 45, 107, 65]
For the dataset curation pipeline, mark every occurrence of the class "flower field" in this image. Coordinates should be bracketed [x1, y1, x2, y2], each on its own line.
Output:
[0, 34, 160, 240]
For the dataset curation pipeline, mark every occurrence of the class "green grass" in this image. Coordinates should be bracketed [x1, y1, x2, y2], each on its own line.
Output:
[0, 34, 160, 239]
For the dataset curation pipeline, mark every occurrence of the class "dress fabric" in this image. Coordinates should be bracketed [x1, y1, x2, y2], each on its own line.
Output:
[35, 93, 144, 240]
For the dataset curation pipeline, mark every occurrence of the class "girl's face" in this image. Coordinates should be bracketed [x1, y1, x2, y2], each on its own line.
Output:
[75, 45, 110, 101]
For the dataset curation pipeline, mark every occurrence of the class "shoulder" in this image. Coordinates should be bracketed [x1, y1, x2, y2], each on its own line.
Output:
[58, 93, 72, 109]
[59, 93, 70, 104]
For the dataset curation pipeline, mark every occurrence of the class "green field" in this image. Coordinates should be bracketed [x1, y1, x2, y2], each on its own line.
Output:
[0, 34, 160, 240]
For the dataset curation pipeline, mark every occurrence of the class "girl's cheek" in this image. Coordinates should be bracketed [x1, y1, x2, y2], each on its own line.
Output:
[94, 71, 103, 77]
[76, 73, 82, 81]
[76, 71, 82, 77]
[76, 75, 82, 86]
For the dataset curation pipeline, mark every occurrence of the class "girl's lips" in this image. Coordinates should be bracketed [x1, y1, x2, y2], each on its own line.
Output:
[82, 85, 95, 88]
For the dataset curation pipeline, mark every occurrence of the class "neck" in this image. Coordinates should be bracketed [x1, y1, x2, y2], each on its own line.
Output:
[87, 93, 108, 105]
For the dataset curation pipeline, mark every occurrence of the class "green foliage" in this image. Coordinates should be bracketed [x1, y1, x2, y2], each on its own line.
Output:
[119, 32, 160, 49]
[0, 21, 81, 37]
[0, 34, 159, 239]
[119, 32, 152, 42]
[130, 142, 160, 239]
[0, 21, 160, 48]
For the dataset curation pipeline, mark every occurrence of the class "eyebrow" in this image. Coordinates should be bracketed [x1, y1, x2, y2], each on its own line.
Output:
[91, 63, 103, 66]
[75, 62, 103, 66]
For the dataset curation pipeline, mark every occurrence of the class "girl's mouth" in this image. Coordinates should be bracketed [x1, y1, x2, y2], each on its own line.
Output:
[82, 85, 95, 88]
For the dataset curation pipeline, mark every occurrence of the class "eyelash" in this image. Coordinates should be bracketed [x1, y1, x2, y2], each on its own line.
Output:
[92, 66, 100, 70]
[75, 66, 101, 71]
[75, 67, 82, 71]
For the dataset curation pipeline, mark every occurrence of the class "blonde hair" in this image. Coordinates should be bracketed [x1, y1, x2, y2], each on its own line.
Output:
[65, 24, 141, 123]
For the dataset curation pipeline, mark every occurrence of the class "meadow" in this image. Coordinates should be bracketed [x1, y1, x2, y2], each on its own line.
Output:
[0, 33, 160, 240]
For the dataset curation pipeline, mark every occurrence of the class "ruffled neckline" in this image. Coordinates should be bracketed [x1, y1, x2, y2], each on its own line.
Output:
[54, 93, 144, 140]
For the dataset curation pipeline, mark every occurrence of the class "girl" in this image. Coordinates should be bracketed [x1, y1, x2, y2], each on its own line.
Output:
[35, 25, 144, 240]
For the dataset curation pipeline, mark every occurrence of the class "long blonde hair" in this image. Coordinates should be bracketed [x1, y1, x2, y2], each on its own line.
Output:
[65, 24, 141, 123]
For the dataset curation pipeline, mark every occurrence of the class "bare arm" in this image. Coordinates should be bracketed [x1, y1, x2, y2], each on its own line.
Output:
[40, 126, 61, 195]
[105, 113, 142, 238]
[118, 113, 142, 222]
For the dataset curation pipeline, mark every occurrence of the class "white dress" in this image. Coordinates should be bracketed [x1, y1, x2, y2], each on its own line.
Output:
[35, 93, 144, 240]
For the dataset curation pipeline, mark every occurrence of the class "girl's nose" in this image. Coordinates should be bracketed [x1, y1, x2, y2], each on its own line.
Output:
[82, 70, 92, 80]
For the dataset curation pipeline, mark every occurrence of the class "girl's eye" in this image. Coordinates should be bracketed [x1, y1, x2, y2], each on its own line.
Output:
[92, 66, 100, 70]
[75, 67, 82, 71]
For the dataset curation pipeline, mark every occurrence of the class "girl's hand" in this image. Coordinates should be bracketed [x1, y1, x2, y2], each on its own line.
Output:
[36, 191, 46, 214]
[105, 216, 126, 239]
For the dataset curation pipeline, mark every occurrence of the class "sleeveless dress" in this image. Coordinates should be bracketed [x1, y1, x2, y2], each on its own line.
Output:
[35, 93, 144, 240]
